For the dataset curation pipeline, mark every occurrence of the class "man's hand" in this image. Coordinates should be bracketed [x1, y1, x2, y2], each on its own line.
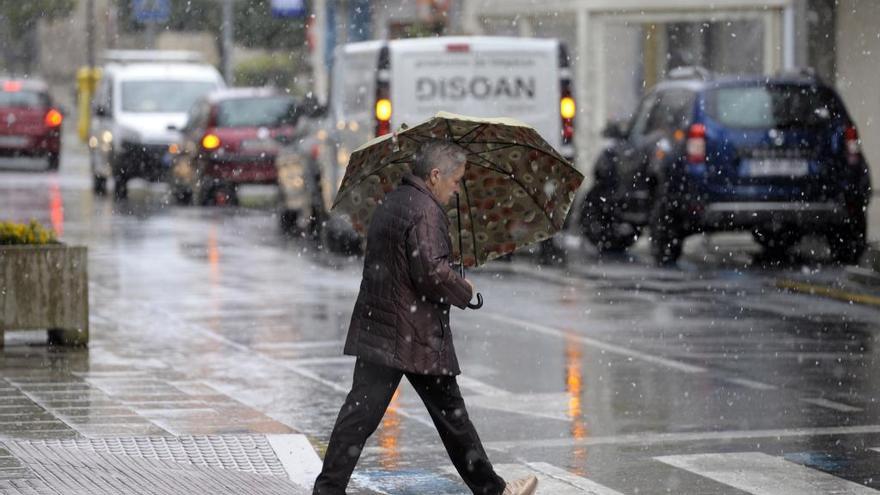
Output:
[464, 279, 475, 296]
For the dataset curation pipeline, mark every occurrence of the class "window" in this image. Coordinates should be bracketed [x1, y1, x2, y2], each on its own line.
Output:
[121, 80, 218, 113]
[0, 90, 48, 108]
[215, 97, 296, 128]
[644, 90, 694, 134]
[706, 85, 845, 129]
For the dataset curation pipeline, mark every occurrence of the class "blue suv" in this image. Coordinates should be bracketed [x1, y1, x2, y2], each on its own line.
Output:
[582, 67, 871, 265]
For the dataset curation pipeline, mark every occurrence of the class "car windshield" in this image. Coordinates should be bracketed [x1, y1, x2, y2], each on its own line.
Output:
[215, 97, 296, 128]
[121, 80, 218, 113]
[706, 85, 845, 129]
[0, 90, 47, 108]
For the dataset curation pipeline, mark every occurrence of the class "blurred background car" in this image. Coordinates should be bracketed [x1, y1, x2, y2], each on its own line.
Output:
[168, 87, 299, 206]
[581, 67, 871, 265]
[88, 50, 225, 198]
[0, 78, 63, 171]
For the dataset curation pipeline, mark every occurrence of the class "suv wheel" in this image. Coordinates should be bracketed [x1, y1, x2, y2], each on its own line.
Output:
[649, 184, 685, 266]
[47, 153, 60, 171]
[753, 230, 800, 257]
[93, 176, 107, 195]
[581, 187, 638, 253]
[113, 173, 128, 200]
[826, 209, 867, 264]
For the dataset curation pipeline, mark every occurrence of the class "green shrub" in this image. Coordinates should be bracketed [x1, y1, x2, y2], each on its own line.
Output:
[234, 53, 300, 90]
[0, 220, 58, 245]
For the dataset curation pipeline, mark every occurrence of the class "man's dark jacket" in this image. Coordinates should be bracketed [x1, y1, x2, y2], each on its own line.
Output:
[343, 173, 473, 376]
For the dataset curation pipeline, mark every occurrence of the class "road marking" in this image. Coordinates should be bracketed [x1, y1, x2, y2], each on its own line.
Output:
[800, 398, 863, 413]
[267, 434, 323, 490]
[366, 424, 880, 455]
[527, 462, 626, 495]
[252, 340, 343, 351]
[443, 463, 624, 495]
[776, 279, 880, 307]
[724, 377, 778, 390]
[456, 376, 511, 397]
[481, 312, 708, 374]
[871, 448, 879, 454]
[656, 452, 879, 494]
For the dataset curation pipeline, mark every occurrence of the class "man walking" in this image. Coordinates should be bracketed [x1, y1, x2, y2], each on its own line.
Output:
[313, 140, 538, 495]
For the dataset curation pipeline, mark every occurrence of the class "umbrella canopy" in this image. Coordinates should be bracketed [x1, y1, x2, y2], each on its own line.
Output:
[332, 112, 584, 268]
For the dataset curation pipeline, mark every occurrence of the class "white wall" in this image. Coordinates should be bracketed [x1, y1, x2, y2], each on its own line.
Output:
[836, 0, 880, 194]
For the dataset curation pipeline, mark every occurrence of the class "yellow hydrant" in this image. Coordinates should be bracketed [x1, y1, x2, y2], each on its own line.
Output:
[76, 67, 102, 143]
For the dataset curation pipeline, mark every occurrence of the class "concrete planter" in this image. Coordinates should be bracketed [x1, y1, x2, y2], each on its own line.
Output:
[0, 245, 88, 347]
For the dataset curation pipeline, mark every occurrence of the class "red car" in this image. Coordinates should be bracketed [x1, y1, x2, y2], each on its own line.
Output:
[170, 88, 299, 205]
[0, 78, 63, 170]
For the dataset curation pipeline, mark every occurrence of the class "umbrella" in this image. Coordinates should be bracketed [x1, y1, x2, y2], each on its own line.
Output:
[332, 112, 584, 308]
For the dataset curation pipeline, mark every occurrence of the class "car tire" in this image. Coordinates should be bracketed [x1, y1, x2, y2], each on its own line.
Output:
[173, 187, 193, 205]
[581, 186, 638, 253]
[649, 184, 685, 266]
[753, 230, 800, 258]
[279, 209, 299, 236]
[113, 174, 128, 200]
[47, 153, 60, 171]
[93, 176, 107, 195]
[826, 210, 867, 265]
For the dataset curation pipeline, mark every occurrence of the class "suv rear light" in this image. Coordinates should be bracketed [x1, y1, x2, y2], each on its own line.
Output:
[2, 81, 21, 92]
[375, 46, 392, 137]
[844, 125, 861, 165]
[44, 109, 63, 128]
[686, 124, 706, 163]
[202, 133, 221, 150]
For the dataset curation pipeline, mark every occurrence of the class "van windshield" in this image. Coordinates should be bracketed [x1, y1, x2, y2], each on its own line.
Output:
[706, 85, 845, 129]
[216, 97, 296, 128]
[121, 80, 218, 113]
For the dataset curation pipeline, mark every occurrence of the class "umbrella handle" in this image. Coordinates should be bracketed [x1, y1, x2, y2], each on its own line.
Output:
[467, 292, 484, 310]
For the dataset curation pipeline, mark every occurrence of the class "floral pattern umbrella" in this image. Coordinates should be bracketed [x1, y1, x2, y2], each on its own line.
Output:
[332, 112, 584, 268]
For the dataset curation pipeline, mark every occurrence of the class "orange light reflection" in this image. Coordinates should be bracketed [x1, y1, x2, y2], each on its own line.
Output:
[49, 178, 63, 237]
[378, 387, 401, 469]
[565, 334, 589, 476]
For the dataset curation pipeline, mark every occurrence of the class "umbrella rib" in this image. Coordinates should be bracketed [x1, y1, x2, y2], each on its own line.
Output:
[460, 177, 479, 267]
[454, 123, 488, 144]
[463, 140, 571, 166]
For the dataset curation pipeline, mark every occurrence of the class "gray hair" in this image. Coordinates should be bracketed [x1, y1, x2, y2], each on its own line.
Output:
[411, 139, 467, 179]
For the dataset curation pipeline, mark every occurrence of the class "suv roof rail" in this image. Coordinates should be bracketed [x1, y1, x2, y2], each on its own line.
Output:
[666, 66, 712, 81]
[101, 50, 205, 65]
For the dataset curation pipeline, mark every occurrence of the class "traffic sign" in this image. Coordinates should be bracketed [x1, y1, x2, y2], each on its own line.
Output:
[271, 0, 306, 18]
[132, 0, 170, 24]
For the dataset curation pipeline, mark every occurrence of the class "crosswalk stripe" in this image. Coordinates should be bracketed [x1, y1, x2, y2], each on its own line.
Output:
[656, 452, 879, 494]
[444, 463, 624, 495]
[800, 397, 863, 412]
[526, 462, 625, 495]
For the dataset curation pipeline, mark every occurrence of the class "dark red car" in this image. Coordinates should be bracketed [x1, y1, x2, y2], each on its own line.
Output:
[0, 78, 63, 170]
[169, 88, 298, 205]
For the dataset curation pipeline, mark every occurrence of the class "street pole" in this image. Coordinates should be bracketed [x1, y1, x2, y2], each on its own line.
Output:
[221, 0, 234, 83]
[86, 0, 95, 68]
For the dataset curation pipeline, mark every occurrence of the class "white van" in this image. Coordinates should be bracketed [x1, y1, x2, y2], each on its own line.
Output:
[89, 51, 225, 198]
[280, 36, 576, 249]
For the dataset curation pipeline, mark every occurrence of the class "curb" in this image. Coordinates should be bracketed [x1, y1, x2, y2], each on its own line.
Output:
[775, 279, 880, 307]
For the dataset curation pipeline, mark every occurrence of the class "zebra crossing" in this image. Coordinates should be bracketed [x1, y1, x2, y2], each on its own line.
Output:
[351, 448, 880, 494]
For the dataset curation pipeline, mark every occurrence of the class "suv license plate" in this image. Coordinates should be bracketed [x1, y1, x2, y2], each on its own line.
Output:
[743, 159, 809, 177]
[0, 135, 28, 147]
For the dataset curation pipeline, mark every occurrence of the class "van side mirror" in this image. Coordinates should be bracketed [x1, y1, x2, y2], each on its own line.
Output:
[93, 104, 110, 118]
[602, 120, 628, 140]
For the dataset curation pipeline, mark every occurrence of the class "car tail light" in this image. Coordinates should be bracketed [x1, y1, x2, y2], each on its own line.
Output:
[686, 124, 707, 164]
[375, 98, 392, 136]
[558, 44, 575, 147]
[202, 133, 221, 150]
[3, 81, 21, 92]
[446, 43, 470, 53]
[44, 109, 63, 128]
[844, 125, 861, 165]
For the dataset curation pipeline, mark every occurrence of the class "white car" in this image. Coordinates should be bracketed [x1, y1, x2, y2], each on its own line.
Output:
[89, 51, 225, 198]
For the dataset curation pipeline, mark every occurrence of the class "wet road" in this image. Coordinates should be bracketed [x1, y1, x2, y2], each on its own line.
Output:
[1, 137, 879, 494]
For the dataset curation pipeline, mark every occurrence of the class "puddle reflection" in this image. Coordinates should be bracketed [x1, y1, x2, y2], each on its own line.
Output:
[565, 334, 589, 476]
[379, 387, 401, 469]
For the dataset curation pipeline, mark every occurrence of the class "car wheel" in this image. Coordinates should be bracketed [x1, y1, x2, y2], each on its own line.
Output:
[93, 176, 107, 195]
[649, 184, 685, 266]
[279, 209, 299, 236]
[753, 230, 800, 258]
[113, 173, 128, 200]
[826, 210, 867, 265]
[581, 186, 638, 253]
[172, 187, 193, 205]
[47, 153, 60, 171]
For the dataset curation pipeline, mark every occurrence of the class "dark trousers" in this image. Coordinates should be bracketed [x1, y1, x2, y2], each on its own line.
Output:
[313, 359, 506, 495]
